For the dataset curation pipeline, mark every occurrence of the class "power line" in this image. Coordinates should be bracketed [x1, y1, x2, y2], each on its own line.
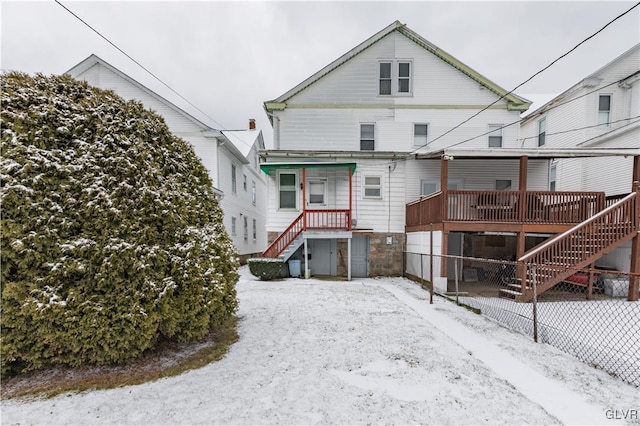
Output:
[520, 115, 640, 144]
[406, 1, 640, 156]
[55, 0, 228, 131]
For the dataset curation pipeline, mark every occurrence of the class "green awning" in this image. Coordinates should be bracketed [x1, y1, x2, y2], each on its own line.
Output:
[260, 162, 357, 174]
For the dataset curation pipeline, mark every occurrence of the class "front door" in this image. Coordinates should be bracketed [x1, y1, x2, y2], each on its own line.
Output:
[309, 239, 336, 276]
[351, 235, 369, 277]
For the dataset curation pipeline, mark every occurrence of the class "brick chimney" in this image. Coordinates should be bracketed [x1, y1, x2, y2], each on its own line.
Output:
[249, 119, 256, 130]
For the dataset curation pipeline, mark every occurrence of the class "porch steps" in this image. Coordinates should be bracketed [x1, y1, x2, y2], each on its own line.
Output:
[278, 235, 305, 262]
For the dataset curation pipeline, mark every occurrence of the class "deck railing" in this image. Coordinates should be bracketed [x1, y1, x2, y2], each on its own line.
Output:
[263, 209, 352, 258]
[406, 190, 606, 228]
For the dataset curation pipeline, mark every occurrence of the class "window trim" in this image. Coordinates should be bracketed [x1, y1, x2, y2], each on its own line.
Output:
[363, 175, 382, 199]
[243, 216, 248, 241]
[231, 216, 237, 236]
[487, 124, 503, 148]
[537, 117, 546, 147]
[550, 163, 557, 192]
[413, 123, 429, 147]
[598, 93, 611, 126]
[360, 123, 375, 151]
[231, 164, 237, 194]
[252, 180, 256, 205]
[306, 178, 328, 206]
[378, 59, 413, 96]
[277, 170, 299, 211]
[252, 218, 257, 241]
[243, 174, 247, 191]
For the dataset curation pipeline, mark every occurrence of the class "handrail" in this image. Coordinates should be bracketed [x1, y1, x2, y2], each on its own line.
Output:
[519, 192, 636, 262]
[406, 191, 443, 207]
[262, 212, 304, 258]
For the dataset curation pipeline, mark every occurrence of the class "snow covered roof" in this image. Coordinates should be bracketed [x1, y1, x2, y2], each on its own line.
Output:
[221, 129, 265, 159]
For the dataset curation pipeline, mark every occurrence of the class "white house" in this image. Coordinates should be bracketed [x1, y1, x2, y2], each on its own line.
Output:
[261, 21, 532, 279]
[520, 43, 640, 272]
[67, 55, 267, 261]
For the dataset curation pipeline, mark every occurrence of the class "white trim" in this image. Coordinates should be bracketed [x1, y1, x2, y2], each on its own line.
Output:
[363, 174, 383, 199]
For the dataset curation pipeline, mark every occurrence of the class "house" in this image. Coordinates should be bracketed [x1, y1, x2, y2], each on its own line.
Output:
[261, 20, 530, 279]
[262, 21, 639, 302]
[67, 55, 267, 262]
[520, 43, 640, 273]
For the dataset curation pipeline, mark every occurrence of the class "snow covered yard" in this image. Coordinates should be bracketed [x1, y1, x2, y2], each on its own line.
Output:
[2, 266, 638, 425]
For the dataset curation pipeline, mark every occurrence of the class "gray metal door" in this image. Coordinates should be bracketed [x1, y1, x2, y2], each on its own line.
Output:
[351, 235, 369, 277]
[310, 239, 336, 276]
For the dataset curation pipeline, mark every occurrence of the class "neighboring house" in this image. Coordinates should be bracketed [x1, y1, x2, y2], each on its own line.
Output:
[262, 21, 639, 302]
[67, 55, 267, 261]
[520, 44, 640, 272]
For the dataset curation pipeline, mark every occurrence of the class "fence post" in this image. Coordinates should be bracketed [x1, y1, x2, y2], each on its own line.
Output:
[454, 254, 459, 306]
[532, 265, 539, 343]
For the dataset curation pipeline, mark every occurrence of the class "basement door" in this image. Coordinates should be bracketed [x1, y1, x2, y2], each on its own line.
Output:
[309, 239, 337, 276]
[351, 235, 369, 277]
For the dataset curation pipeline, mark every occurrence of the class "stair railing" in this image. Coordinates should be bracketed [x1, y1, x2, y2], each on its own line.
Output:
[518, 192, 638, 299]
[262, 212, 305, 258]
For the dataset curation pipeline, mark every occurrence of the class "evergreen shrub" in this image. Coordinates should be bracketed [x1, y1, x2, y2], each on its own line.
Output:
[247, 258, 284, 280]
[0, 72, 239, 376]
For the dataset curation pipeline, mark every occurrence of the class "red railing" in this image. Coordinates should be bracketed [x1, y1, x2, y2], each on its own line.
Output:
[517, 192, 638, 301]
[263, 209, 352, 258]
[406, 190, 605, 228]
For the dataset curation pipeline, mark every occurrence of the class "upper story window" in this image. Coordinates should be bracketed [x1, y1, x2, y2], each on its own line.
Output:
[360, 123, 375, 151]
[378, 60, 412, 95]
[231, 164, 237, 194]
[243, 216, 248, 241]
[363, 175, 382, 199]
[243, 174, 247, 191]
[252, 219, 257, 241]
[598, 94, 611, 126]
[414, 124, 428, 147]
[537, 118, 546, 147]
[231, 216, 237, 235]
[278, 171, 297, 210]
[550, 163, 557, 191]
[488, 124, 503, 148]
[252, 180, 256, 205]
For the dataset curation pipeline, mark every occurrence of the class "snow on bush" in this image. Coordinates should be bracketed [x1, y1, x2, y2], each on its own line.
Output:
[0, 72, 238, 376]
[247, 258, 284, 280]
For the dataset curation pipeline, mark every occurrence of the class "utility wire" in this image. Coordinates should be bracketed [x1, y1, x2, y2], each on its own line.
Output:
[55, 0, 228, 132]
[406, 1, 640, 157]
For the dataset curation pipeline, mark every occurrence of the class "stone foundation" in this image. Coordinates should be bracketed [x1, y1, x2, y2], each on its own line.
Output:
[336, 232, 405, 277]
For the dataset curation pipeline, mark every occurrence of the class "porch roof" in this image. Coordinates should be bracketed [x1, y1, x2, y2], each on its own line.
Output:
[414, 147, 640, 160]
[260, 162, 357, 174]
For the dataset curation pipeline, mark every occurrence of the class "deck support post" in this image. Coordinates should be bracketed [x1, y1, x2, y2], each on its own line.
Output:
[347, 237, 352, 281]
[441, 230, 449, 287]
[302, 168, 307, 229]
[517, 231, 526, 293]
[587, 262, 594, 300]
[629, 156, 639, 301]
[440, 156, 448, 221]
[519, 156, 528, 222]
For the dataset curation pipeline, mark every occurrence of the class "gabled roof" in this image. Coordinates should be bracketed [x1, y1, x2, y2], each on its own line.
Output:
[67, 54, 221, 133]
[222, 129, 265, 159]
[264, 21, 530, 119]
[521, 43, 640, 124]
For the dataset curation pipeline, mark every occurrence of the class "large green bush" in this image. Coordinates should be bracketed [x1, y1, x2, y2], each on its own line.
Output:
[0, 72, 239, 376]
[248, 258, 285, 280]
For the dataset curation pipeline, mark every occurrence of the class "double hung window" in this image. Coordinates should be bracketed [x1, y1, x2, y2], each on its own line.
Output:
[363, 176, 382, 198]
[488, 124, 503, 148]
[360, 124, 375, 151]
[378, 60, 412, 95]
[598, 94, 611, 126]
[537, 118, 546, 147]
[414, 124, 428, 147]
[278, 172, 297, 209]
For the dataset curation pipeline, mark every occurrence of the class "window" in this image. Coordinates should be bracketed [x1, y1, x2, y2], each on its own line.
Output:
[421, 181, 438, 196]
[378, 60, 412, 95]
[398, 62, 411, 93]
[488, 124, 503, 148]
[598, 94, 611, 126]
[243, 174, 247, 191]
[231, 217, 237, 235]
[243, 216, 248, 241]
[538, 118, 546, 147]
[278, 171, 297, 209]
[550, 164, 557, 191]
[495, 180, 512, 191]
[379, 62, 392, 95]
[363, 176, 382, 198]
[360, 124, 375, 151]
[252, 219, 257, 241]
[307, 179, 327, 206]
[252, 181, 256, 205]
[231, 164, 237, 194]
[414, 124, 428, 146]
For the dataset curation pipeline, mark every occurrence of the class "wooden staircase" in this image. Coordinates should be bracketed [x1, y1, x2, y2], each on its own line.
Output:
[499, 192, 639, 302]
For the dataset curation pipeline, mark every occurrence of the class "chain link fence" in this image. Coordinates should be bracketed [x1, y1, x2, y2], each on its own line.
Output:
[405, 251, 640, 387]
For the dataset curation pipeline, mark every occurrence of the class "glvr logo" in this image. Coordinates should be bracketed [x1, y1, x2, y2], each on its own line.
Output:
[605, 409, 638, 420]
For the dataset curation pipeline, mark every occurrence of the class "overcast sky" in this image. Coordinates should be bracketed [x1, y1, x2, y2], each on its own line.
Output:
[2, 1, 639, 148]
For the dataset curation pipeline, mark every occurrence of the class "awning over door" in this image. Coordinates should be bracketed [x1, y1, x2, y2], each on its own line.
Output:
[260, 162, 357, 174]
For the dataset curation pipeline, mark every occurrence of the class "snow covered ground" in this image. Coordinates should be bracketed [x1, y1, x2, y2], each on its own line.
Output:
[2, 267, 639, 425]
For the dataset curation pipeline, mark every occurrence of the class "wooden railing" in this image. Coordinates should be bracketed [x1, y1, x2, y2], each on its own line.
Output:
[262, 212, 304, 258]
[263, 209, 352, 258]
[517, 192, 638, 301]
[406, 190, 606, 228]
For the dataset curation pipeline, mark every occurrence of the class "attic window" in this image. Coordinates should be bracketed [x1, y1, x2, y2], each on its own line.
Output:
[378, 60, 412, 95]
